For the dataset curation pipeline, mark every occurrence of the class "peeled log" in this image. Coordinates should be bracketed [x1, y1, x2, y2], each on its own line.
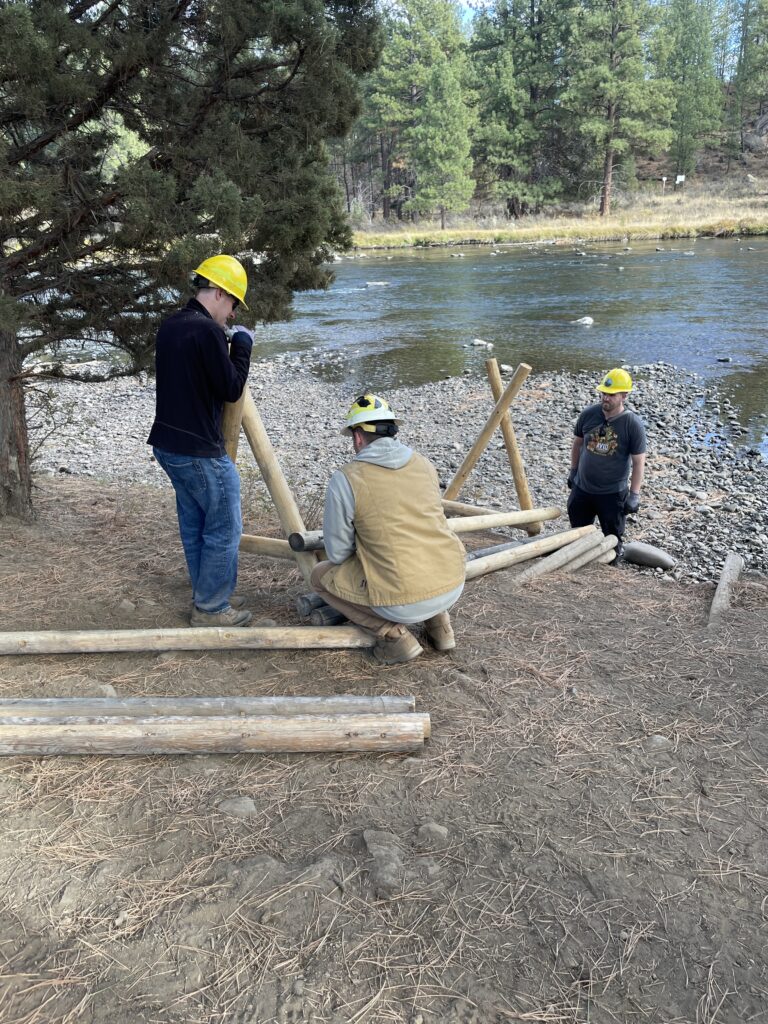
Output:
[0, 712, 431, 756]
[441, 499, 497, 517]
[465, 526, 595, 580]
[563, 534, 618, 572]
[0, 626, 373, 657]
[486, 358, 540, 535]
[514, 527, 601, 584]
[0, 695, 416, 719]
[240, 534, 295, 560]
[448, 508, 561, 533]
[443, 362, 532, 500]
[240, 391, 317, 583]
[708, 551, 744, 627]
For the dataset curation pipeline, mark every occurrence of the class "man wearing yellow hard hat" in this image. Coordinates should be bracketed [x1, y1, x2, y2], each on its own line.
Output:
[148, 255, 255, 626]
[310, 394, 466, 664]
[567, 368, 647, 558]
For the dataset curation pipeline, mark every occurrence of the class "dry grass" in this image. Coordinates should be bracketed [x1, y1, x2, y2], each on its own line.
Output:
[353, 182, 768, 250]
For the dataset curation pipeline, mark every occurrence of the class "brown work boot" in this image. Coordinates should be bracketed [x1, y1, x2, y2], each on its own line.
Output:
[423, 612, 455, 651]
[373, 625, 422, 665]
[190, 605, 253, 628]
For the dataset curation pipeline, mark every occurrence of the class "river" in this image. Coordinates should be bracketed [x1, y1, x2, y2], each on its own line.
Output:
[255, 236, 768, 451]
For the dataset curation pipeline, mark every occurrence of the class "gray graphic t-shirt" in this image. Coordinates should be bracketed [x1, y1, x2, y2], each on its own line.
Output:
[574, 404, 647, 495]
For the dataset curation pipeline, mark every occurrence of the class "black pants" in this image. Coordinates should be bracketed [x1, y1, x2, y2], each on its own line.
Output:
[567, 485, 628, 547]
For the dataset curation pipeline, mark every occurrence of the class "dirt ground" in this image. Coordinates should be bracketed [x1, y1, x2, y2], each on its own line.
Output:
[0, 478, 766, 1024]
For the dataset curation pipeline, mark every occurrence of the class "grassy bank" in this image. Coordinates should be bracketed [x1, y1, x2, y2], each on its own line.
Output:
[352, 184, 768, 249]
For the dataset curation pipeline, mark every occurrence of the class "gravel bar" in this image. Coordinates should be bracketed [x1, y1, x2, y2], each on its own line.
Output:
[28, 357, 768, 584]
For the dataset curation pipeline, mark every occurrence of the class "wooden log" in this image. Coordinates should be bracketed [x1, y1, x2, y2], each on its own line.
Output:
[447, 507, 561, 533]
[221, 391, 248, 464]
[465, 535, 544, 562]
[563, 534, 618, 572]
[290, 510, 561, 554]
[441, 499, 498, 517]
[289, 530, 325, 552]
[443, 362, 532, 500]
[594, 550, 618, 566]
[0, 626, 373, 656]
[708, 551, 744, 627]
[0, 695, 417, 719]
[240, 534, 296, 561]
[240, 390, 317, 584]
[465, 525, 595, 580]
[486, 358, 540, 536]
[0, 712, 431, 756]
[514, 528, 602, 584]
[295, 592, 326, 618]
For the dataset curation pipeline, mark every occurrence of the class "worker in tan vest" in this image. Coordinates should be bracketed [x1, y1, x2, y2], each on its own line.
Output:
[310, 394, 466, 665]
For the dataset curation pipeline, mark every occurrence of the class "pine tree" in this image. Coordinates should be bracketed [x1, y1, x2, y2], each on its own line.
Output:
[0, 0, 381, 517]
[655, 0, 721, 176]
[563, 0, 674, 215]
[469, 0, 575, 216]
[364, 0, 472, 221]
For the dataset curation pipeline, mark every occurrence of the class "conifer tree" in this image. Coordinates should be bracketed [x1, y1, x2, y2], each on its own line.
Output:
[469, 0, 575, 216]
[655, 0, 721, 176]
[0, 0, 380, 517]
[563, 0, 674, 214]
[365, 0, 472, 221]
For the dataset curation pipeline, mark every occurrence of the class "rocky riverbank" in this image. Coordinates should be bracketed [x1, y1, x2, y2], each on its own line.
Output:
[28, 359, 768, 583]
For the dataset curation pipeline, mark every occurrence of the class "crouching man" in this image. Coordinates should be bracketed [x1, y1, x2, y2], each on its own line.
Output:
[311, 394, 466, 665]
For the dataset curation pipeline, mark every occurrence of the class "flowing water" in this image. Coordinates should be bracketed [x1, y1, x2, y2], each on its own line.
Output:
[255, 236, 768, 450]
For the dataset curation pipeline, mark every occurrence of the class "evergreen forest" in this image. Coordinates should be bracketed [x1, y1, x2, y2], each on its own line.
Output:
[332, 0, 768, 223]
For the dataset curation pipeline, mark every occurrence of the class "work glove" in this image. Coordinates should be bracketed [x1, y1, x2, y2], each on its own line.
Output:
[230, 325, 254, 354]
[624, 491, 641, 514]
[567, 468, 577, 490]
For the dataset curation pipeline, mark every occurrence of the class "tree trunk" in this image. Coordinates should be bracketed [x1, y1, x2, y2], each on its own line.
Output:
[0, 329, 32, 518]
[599, 141, 614, 217]
[380, 134, 392, 221]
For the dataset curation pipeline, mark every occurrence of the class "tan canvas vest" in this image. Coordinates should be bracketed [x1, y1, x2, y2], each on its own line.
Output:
[322, 453, 466, 607]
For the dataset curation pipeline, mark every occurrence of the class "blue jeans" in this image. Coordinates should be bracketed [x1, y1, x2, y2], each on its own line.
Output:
[153, 448, 242, 612]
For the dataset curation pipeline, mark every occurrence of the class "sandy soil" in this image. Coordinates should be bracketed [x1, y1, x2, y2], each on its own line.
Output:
[0, 478, 766, 1024]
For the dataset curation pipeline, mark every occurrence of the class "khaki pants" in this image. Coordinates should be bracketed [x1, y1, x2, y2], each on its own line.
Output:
[310, 561, 405, 637]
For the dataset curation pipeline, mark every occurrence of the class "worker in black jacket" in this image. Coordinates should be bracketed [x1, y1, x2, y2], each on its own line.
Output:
[148, 255, 254, 627]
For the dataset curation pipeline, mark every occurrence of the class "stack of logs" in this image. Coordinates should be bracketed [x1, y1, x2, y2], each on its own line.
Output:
[0, 696, 429, 756]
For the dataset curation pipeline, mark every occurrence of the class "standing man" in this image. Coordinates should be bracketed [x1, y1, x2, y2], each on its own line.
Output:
[311, 395, 466, 665]
[148, 255, 254, 626]
[567, 368, 647, 557]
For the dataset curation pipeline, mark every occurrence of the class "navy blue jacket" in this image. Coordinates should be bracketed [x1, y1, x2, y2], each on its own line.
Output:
[147, 298, 251, 458]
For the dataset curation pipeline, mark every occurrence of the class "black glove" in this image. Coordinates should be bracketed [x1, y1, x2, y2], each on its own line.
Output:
[624, 491, 640, 514]
[567, 468, 577, 490]
[230, 325, 254, 354]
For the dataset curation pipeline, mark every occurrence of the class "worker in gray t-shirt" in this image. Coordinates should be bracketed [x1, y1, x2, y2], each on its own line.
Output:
[567, 368, 647, 556]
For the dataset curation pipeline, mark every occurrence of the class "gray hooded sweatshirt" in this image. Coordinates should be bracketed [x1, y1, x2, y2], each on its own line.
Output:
[323, 437, 464, 623]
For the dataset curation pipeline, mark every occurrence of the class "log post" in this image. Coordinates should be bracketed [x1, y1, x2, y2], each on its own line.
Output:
[486, 358, 539, 536]
[447, 507, 561, 533]
[0, 712, 431, 756]
[221, 386, 248, 463]
[443, 362, 532, 501]
[240, 390, 317, 583]
[514, 527, 601, 585]
[0, 625, 373, 656]
[465, 525, 595, 580]
[0, 696, 418, 718]
[441, 499, 498, 517]
[239, 534, 296, 560]
[708, 551, 744, 627]
[563, 534, 618, 572]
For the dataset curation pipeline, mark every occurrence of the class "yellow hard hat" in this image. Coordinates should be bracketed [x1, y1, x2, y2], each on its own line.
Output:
[193, 254, 249, 309]
[597, 368, 633, 394]
[341, 394, 399, 435]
